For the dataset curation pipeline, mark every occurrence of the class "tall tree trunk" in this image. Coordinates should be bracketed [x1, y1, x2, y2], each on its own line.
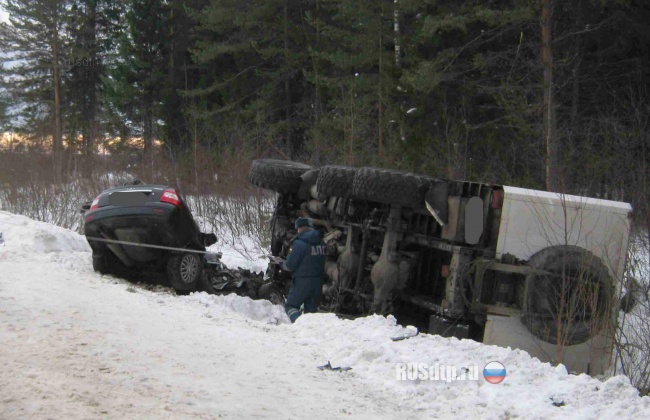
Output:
[568, 0, 583, 191]
[165, 2, 181, 150]
[378, 30, 383, 159]
[284, 1, 292, 157]
[570, 0, 582, 128]
[378, 1, 385, 159]
[541, 0, 556, 191]
[394, 0, 401, 69]
[394, 0, 405, 144]
[310, 0, 323, 163]
[642, 128, 650, 278]
[83, 2, 98, 178]
[143, 92, 153, 177]
[52, 19, 62, 182]
[348, 84, 355, 166]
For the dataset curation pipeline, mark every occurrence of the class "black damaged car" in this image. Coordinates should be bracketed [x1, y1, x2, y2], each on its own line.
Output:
[81, 182, 217, 293]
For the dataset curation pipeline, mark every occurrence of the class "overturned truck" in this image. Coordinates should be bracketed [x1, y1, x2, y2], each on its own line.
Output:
[249, 159, 632, 375]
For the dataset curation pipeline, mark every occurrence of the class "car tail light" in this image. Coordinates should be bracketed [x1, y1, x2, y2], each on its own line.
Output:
[160, 189, 181, 207]
[490, 190, 503, 209]
[441, 265, 449, 277]
[89, 195, 101, 211]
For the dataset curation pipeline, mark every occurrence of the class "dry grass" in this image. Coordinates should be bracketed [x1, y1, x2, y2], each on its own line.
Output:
[189, 193, 274, 260]
[185, 152, 274, 260]
[0, 149, 272, 253]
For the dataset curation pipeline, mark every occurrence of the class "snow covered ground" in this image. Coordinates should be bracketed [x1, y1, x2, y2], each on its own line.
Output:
[1, 210, 650, 419]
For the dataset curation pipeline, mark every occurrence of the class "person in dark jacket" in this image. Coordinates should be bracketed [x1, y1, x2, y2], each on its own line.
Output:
[282, 217, 326, 323]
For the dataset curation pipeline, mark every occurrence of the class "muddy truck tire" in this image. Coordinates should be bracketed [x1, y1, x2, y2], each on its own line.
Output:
[316, 165, 359, 198]
[351, 167, 426, 208]
[248, 159, 313, 194]
[522, 245, 612, 346]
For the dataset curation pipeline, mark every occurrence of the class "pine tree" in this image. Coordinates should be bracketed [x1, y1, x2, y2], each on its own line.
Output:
[63, 0, 122, 176]
[66, 0, 122, 176]
[105, 0, 168, 171]
[190, 0, 318, 157]
[0, 0, 70, 180]
[305, 0, 400, 166]
[396, 0, 538, 181]
[0, 85, 8, 129]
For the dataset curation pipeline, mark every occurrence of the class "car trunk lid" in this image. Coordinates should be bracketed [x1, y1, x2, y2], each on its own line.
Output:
[97, 186, 165, 208]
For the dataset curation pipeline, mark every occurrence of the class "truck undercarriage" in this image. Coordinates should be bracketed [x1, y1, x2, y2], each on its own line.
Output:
[249, 159, 632, 375]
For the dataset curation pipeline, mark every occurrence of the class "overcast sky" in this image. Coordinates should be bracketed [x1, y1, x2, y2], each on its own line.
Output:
[1, 8, 8, 24]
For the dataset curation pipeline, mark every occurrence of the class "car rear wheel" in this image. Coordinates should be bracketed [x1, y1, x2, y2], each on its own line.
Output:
[92, 253, 111, 275]
[167, 253, 203, 293]
[92, 252, 124, 276]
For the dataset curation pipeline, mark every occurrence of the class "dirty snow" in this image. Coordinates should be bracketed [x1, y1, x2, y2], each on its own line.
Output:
[1, 210, 649, 419]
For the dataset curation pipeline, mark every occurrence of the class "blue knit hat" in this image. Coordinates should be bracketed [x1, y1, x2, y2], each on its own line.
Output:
[295, 217, 313, 229]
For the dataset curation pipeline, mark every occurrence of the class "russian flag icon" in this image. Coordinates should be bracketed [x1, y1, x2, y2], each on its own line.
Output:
[483, 361, 506, 384]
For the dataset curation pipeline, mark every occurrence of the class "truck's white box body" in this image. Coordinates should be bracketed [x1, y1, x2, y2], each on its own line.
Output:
[484, 186, 632, 374]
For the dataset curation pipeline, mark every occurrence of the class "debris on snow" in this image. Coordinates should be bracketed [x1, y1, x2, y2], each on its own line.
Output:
[318, 361, 352, 372]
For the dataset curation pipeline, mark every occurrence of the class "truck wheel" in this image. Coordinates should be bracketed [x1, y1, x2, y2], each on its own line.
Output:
[316, 165, 359, 197]
[248, 159, 313, 194]
[351, 167, 426, 208]
[257, 283, 285, 305]
[522, 246, 613, 346]
[167, 253, 203, 293]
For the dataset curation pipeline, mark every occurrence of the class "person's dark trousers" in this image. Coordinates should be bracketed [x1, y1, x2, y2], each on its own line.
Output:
[284, 276, 321, 323]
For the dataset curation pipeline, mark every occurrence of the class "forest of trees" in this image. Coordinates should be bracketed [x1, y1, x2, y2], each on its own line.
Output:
[0, 0, 648, 227]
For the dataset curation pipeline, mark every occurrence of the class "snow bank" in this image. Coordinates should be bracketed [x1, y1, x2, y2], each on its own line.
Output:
[175, 284, 650, 418]
[1, 210, 649, 419]
[0, 210, 90, 257]
[292, 313, 649, 417]
[184, 291, 289, 325]
[0, 210, 92, 273]
[175, 285, 650, 418]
